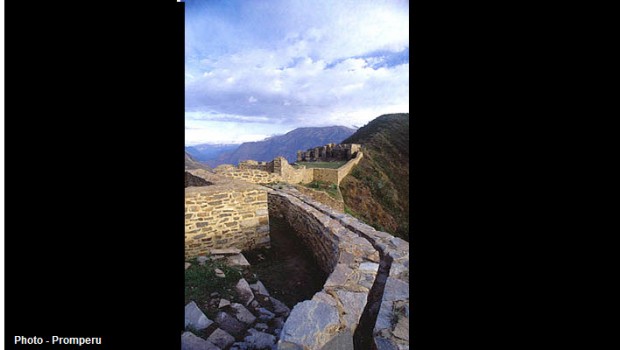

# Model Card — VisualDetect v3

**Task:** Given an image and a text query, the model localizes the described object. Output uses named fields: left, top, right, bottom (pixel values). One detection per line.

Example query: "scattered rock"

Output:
left=181, top=332, right=219, bottom=350
left=243, top=328, right=276, bottom=350
left=207, top=328, right=235, bottom=349
left=231, top=303, right=257, bottom=325
left=249, top=281, right=270, bottom=296
left=218, top=299, right=231, bottom=308
left=185, top=262, right=191, bottom=270
left=271, top=317, right=285, bottom=330
left=230, top=342, right=248, bottom=350
left=210, top=292, right=220, bottom=298
left=184, top=301, right=213, bottom=331
left=269, top=297, right=290, bottom=317
left=215, top=311, right=248, bottom=338
left=235, top=278, right=255, bottom=306
left=196, top=256, right=208, bottom=265
left=254, top=323, right=269, bottom=332
left=257, top=308, right=275, bottom=322
left=250, top=300, right=259, bottom=308
left=215, top=268, right=226, bottom=278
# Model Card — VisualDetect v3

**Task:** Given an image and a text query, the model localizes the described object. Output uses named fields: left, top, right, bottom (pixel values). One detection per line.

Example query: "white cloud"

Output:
left=185, top=0, right=409, bottom=144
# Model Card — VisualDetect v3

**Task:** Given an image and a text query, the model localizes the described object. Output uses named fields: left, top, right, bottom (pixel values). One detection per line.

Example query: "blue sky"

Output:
left=185, top=0, right=409, bottom=145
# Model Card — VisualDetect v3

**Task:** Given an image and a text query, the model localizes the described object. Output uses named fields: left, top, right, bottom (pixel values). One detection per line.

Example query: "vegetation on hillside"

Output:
left=340, top=113, right=410, bottom=241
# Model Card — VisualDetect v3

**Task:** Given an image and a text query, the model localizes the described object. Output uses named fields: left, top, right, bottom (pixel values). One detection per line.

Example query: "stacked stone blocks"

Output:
left=185, top=181, right=270, bottom=259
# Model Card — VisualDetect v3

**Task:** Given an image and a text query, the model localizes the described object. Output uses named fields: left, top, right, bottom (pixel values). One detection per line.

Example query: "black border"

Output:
left=4, top=2, right=185, bottom=348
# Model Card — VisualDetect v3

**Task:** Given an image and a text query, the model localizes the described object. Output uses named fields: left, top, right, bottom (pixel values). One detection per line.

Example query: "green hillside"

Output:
left=340, top=113, right=410, bottom=241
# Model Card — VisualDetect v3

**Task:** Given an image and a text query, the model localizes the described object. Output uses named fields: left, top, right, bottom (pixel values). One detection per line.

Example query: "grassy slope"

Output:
left=340, top=113, right=410, bottom=241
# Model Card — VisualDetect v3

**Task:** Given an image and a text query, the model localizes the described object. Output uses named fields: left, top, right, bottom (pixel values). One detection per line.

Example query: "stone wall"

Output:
left=214, top=164, right=282, bottom=184
left=273, top=157, right=314, bottom=184
left=336, top=151, right=363, bottom=184
left=238, top=160, right=269, bottom=171
left=297, top=143, right=362, bottom=162
left=185, top=178, right=270, bottom=259
left=271, top=188, right=409, bottom=350
left=269, top=191, right=381, bottom=349
left=211, top=152, right=362, bottom=187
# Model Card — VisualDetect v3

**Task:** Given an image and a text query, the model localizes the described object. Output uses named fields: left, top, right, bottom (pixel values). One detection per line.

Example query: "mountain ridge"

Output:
left=212, top=125, right=356, bottom=165
left=340, top=113, right=410, bottom=241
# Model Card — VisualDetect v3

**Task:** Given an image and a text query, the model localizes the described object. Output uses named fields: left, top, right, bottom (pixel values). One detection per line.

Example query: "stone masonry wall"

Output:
left=185, top=180, right=270, bottom=259
left=273, top=156, right=314, bottom=184
left=214, top=164, right=282, bottom=184
left=269, top=191, right=381, bottom=349
left=336, top=151, right=363, bottom=184
left=271, top=188, right=409, bottom=350
left=211, top=153, right=362, bottom=187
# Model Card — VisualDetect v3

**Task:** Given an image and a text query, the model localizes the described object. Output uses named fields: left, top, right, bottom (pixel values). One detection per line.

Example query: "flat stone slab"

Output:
left=226, top=253, right=251, bottom=267
left=280, top=300, right=340, bottom=349
left=383, top=277, right=409, bottom=302
left=181, top=332, right=219, bottom=350
left=207, top=328, right=235, bottom=349
left=210, top=248, right=242, bottom=255
left=185, top=301, right=213, bottom=331
left=335, top=290, right=368, bottom=332
left=359, top=262, right=380, bottom=273
left=231, top=303, right=257, bottom=325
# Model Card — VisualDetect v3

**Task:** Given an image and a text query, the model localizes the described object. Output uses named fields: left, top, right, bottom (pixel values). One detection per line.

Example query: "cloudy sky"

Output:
left=185, top=0, right=409, bottom=145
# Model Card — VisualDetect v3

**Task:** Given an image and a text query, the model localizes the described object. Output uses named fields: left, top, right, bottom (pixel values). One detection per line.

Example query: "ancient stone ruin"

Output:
left=185, top=169, right=409, bottom=349
left=297, top=143, right=361, bottom=162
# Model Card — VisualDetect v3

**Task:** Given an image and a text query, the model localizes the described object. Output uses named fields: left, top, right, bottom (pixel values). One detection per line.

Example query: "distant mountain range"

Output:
left=185, top=144, right=239, bottom=162
left=186, top=126, right=356, bottom=166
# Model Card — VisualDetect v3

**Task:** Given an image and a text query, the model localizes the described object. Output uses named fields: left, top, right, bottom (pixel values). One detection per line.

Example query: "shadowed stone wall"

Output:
left=268, top=191, right=382, bottom=349
left=269, top=188, right=409, bottom=350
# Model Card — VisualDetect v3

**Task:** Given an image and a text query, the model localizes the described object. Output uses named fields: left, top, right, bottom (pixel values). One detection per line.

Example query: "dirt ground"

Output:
left=244, top=215, right=327, bottom=308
